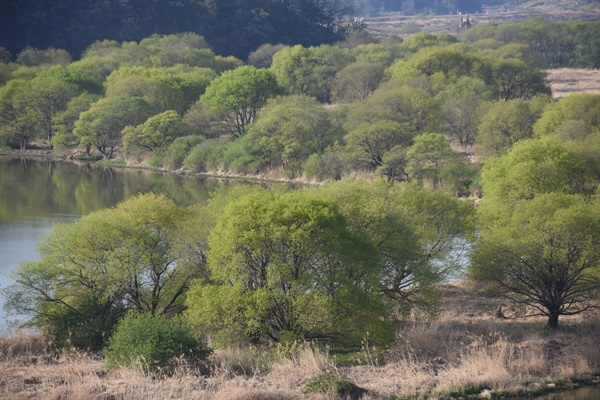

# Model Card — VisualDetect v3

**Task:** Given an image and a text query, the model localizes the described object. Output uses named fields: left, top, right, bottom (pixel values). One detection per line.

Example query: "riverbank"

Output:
left=0, top=148, right=322, bottom=186
left=2, top=282, right=599, bottom=400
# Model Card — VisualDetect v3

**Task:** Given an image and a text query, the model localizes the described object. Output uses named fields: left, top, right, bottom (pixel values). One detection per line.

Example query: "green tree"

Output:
left=246, top=95, right=343, bottom=176
left=73, top=96, right=153, bottom=158
left=406, top=43, right=491, bottom=84
left=471, top=193, right=600, bottom=329
left=320, top=180, right=442, bottom=313
left=533, top=93, right=600, bottom=140
left=26, top=68, right=81, bottom=148
left=491, top=58, right=551, bottom=101
left=406, top=132, right=456, bottom=189
left=51, top=92, right=100, bottom=149
left=270, top=44, right=352, bottom=103
left=0, top=79, right=38, bottom=149
left=3, top=193, right=208, bottom=349
left=123, top=110, right=193, bottom=155
left=435, top=77, right=493, bottom=150
left=476, top=96, right=549, bottom=159
left=104, top=65, right=216, bottom=114
left=331, top=61, right=384, bottom=103
left=200, top=66, right=282, bottom=137
left=574, top=23, right=600, bottom=69
left=478, top=137, right=599, bottom=224
left=16, top=46, right=72, bottom=67
left=344, top=119, right=408, bottom=169
left=185, top=190, right=392, bottom=347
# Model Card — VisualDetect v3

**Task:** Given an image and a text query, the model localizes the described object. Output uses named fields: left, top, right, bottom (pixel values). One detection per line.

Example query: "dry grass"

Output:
left=2, top=282, right=599, bottom=400
left=545, top=68, right=600, bottom=99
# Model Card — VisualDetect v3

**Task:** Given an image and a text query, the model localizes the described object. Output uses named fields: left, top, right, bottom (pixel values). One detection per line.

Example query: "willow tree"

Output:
left=4, top=193, right=208, bottom=349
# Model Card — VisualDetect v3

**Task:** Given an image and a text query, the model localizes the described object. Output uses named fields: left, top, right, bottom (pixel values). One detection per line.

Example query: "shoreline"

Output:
left=0, top=148, right=318, bottom=186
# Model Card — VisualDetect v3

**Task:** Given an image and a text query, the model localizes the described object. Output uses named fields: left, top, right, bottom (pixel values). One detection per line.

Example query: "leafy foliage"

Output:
left=201, top=66, right=282, bottom=137
left=4, top=193, right=208, bottom=349
left=104, top=312, right=211, bottom=372
left=185, top=189, right=394, bottom=347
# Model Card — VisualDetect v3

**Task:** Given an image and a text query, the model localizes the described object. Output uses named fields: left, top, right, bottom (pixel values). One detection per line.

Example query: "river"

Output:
left=0, top=157, right=249, bottom=334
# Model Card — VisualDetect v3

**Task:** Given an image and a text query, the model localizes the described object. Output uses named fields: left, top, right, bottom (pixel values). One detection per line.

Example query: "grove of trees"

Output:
left=2, top=16, right=600, bottom=367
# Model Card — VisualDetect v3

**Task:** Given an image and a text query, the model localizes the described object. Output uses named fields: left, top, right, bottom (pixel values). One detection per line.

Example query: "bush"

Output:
left=163, top=135, right=204, bottom=169
left=183, top=139, right=224, bottom=172
left=303, top=151, right=345, bottom=181
left=104, top=313, right=211, bottom=372
left=303, top=373, right=361, bottom=397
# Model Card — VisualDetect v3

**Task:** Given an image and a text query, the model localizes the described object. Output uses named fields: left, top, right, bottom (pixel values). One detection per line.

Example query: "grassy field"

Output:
left=545, top=68, right=600, bottom=99
left=2, top=282, right=599, bottom=400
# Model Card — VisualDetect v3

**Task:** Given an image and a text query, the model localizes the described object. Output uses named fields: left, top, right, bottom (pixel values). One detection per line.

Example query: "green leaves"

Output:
left=4, top=193, right=209, bottom=349
left=201, top=66, right=282, bottom=137
left=186, top=189, right=393, bottom=347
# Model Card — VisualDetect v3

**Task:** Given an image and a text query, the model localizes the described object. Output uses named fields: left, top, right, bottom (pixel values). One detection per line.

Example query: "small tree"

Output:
left=471, top=193, right=600, bottom=329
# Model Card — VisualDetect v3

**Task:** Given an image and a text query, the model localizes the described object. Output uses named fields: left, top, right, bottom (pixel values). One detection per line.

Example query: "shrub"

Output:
left=303, top=373, right=361, bottom=397
left=104, top=313, right=211, bottom=372
left=163, top=135, right=204, bottom=169
left=183, top=139, right=224, bottom=172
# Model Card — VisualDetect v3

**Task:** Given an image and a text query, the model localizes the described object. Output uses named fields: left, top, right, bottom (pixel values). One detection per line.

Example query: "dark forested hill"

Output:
left=0, top=0, right=349, bottom=60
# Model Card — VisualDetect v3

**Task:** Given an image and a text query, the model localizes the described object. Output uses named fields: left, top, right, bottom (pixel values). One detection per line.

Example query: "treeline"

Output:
left=5, top=182, right=475, bottom=353
left=0, top=0, right=349, bottom=61
left=3, top=20, right=599, bottom=196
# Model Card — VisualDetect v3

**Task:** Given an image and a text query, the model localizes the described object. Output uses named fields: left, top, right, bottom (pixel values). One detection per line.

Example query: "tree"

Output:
left=471, top=193, right=600, bottom=329
left=246, top=95, right=343, bottom=176
left=26, top=68, right=81, bottom=148
left=104, top=65, right=217, bottom=114
left=344, top=119, right=409, bottom=169
left=200, top=66, right=282, bottom=137
left=479, top=137, right=597, bottom=219
left=533, top=93, right=600, bottom=140
left=491, top=58, right=551, bottom=101
left=320, top=180, right=443, bottom=313
left=185, top=190, right=393, bottom=347
left=406, top=44, right=491, bottom=84
left=248, top=43, right=286, bottom=69
left=476, top=96, right=549, bottom=159
left=3, top=193, right=207, bottom=349
left=270, top=44, right=352, bottom=103
left=122, top=110, right=193, bottom=154
left=73, top=96, right=153, bottom=158
left=434, top=77, right=493, bottom=151
left=51, top=92, right=100, bottom=149
left=331, top=61, right=384, bottom=103
left=15, top=46, right=72, bottom=67
left=406, top=132, right=456, bottom=189
left=0, top=79, right=38, bottom=149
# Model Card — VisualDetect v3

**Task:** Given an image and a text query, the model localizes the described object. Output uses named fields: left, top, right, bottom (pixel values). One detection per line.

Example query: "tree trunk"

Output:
left=547, top=311, right=560, bottom=329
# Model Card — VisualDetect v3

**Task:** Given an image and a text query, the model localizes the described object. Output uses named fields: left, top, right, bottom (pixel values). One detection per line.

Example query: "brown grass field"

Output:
left=545, top=68, right=600, bottom=99
left=1, top=282, right=599, bottom=400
